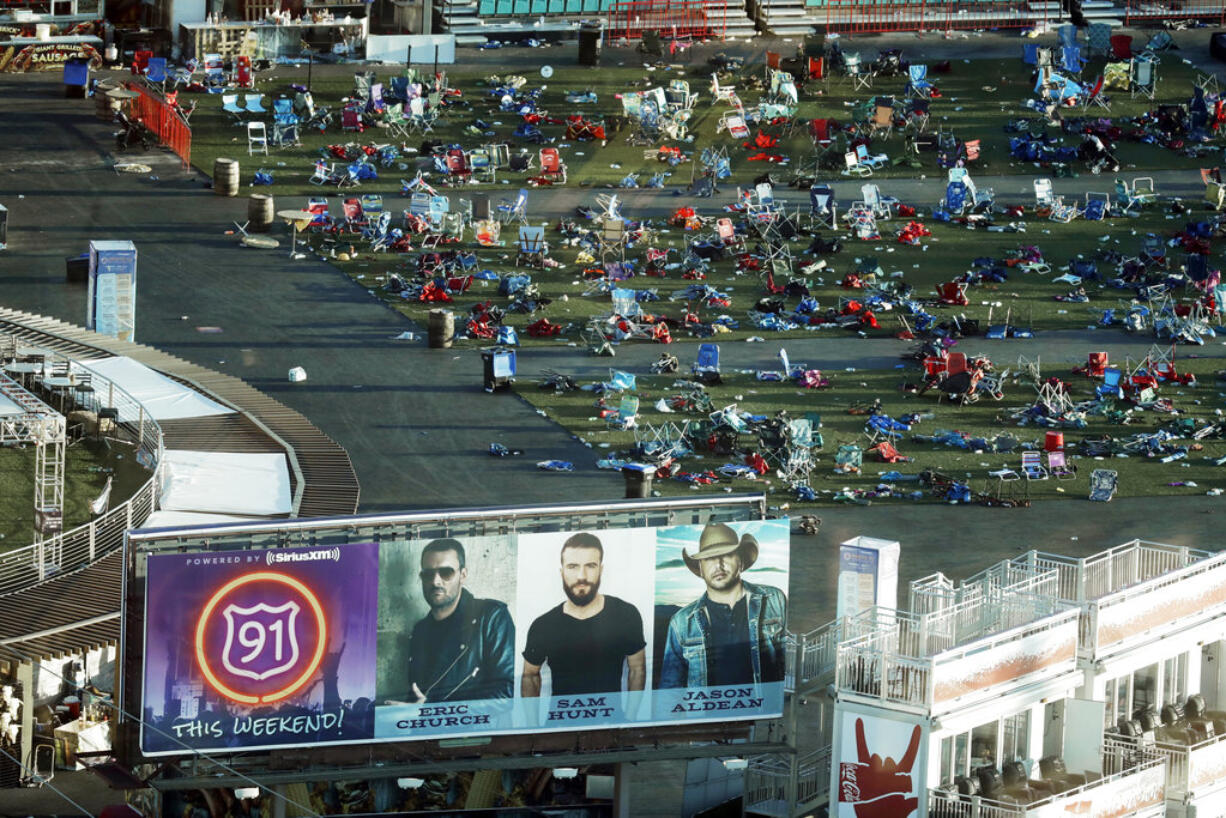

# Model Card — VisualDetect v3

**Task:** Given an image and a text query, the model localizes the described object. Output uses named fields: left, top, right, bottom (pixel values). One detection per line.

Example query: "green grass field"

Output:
left=0, top=439, right=153, bottom=550
left=513, top=353, right=1226, bottom=506
left=184, top=54, right=1216, bottom=201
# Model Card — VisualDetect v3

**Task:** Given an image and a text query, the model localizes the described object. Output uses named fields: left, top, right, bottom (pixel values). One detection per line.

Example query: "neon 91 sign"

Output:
left=193, top=571, right=328, bottom=705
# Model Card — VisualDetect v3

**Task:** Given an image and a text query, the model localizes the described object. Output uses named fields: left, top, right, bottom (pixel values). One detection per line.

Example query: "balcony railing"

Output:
left=929, top=739, right=1166, bottom=817
left=744, top=746, right=831, bottom=817
left=835, top=607, right=1079, bottom=711
left=1154, top=730, right=1226, bottom=800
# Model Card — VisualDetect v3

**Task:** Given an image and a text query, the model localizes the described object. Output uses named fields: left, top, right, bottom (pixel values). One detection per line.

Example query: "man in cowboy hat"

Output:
left=660, top=522, right=787, bottom=689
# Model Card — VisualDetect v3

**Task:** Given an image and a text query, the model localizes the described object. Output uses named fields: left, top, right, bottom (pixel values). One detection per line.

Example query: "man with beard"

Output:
left=521, top=532, right=646, bottom=698
left=388, top=538, right=515, bottom=704
left=660, top=522, right=787, bottom=689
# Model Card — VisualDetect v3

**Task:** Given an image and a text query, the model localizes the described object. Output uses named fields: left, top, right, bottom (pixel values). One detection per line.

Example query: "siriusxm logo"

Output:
left=265, top=547, right=341, bottom=566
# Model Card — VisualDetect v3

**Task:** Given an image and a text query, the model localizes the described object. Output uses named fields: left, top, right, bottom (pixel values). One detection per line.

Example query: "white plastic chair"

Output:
left=1034, top=178, right=1055, bottom=208
left=247, top=121, right=269, bottom=156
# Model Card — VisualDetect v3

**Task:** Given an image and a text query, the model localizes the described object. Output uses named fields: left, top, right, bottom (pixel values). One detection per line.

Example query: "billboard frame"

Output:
left=119, top=495, right=787, bottom=788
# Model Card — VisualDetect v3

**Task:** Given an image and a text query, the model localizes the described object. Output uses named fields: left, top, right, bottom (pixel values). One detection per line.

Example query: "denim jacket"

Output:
left=660, top=580, right=787, bottom=689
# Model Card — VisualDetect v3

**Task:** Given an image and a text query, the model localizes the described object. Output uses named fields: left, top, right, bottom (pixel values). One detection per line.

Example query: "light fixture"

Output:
left=722, top=758, right=749, bottom=771
left=397, top=777, right=425, bottom=790
left=552, top=767, right=580, bottom=779
left=234, top=787, right=260, bottom=800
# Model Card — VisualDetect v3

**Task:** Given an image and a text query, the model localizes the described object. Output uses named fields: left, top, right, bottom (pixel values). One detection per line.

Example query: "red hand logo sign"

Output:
left=838, top=718, right=921, bottom=818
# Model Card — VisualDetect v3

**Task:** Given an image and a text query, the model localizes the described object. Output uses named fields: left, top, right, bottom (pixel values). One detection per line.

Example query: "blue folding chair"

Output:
left=693, top=343, right=721, bottom=383
left=944, top=181, right=968, bottom=215
left=1097, top=368, right=1124, bottom=400
left=1060, top=45, right=1086, bottom=77
left=144, top=57, right=167, bottom=91
left=1058, top=24, right=1079, bottom=49
left=905, top=64, right=933, bottom=98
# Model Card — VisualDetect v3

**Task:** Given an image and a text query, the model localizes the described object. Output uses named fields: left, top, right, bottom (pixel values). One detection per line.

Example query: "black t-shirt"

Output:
left=407, top=608, right=465, bottom=700
left=704, top=596, right=754, bottom=687
left=522, top=596, right=645, bottom=697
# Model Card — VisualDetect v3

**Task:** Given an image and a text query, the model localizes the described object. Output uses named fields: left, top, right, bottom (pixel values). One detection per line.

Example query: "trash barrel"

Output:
left=248, top=193, right=275, bottom=233
left=428, top=308, right=455, bottom=349
left=66, top=253, right=89, bottom=283
left=622, top=463, right=654, bottom=498
left=1045, top=431, right=1064, bottom=452
left=93, top=80, right=116, bottom=119
left=213, top=157, right=240, bottom=197
left=481, top=346, right=516, bottom=392
left=578, top=20, right=603, bottom=66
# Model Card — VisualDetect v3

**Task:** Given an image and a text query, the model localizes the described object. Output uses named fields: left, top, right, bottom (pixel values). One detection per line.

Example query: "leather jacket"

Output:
left=660, top=580, right=787, bottom=689
left=407, top=588, right=515, bottom=702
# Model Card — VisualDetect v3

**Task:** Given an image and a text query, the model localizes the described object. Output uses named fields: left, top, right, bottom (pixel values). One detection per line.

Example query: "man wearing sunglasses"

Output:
left=397, top=538, right=515, bottom=704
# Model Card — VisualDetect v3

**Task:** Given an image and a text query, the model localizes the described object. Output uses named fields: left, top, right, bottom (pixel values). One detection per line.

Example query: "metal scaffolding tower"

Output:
left=0, top=372, right=66, bottom=572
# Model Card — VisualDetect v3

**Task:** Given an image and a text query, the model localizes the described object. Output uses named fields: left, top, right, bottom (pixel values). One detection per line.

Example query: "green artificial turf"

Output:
left=512, top=353, right=1226, bottom=506
left=0, top=438, right=152, bottom=551
left=184, top=54, right=1217, bottom=202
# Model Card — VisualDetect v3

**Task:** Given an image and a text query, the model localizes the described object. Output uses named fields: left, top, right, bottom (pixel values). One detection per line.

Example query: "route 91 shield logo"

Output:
left=194, top=571, right=327, bottom=705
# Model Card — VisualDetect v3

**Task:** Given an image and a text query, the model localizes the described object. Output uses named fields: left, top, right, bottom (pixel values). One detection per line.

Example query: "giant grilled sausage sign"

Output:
left=0, top=42, right=103, bottom=72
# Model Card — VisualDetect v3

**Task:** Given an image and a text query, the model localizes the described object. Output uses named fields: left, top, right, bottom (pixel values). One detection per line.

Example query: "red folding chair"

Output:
left=131, top=50, right=152, bottom=76
left=808, top=57, right=825, bottom=81
left=1109, top=34, right=1133, bottom=60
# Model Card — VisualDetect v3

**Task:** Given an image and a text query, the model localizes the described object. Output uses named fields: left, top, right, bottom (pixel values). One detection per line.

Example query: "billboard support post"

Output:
left=784, top=691, right=799, bottom=815
left=613, top=763, right=631, bottom=818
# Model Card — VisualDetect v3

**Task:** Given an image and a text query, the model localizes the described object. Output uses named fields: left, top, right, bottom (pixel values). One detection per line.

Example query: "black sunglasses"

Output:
left=420, top=567, right=457, bottom=581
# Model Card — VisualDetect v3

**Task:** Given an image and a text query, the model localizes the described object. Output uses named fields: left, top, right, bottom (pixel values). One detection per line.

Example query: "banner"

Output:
left=0, top=42, right=103, bottom=72
left=835, top=710, right=924, bottom=818
left=140, top=519, right=790, bottom=755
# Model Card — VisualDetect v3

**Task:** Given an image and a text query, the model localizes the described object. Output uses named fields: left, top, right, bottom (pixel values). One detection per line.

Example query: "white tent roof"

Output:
left=158, top=450, right=292, bottom=516
left=78, top=356, right=235, bottom=421
left=138, top=511, right=261, bottom=530
left=0, top=393, right=24, bottom=417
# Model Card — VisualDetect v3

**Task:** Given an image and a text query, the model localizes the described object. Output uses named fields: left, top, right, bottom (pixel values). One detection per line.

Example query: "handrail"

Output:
left=0, top=344, right=163, bottom=596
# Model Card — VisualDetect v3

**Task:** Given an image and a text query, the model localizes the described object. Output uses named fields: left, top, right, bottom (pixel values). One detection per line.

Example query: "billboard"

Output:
left=834, top=710, right=924, bottom=818
left=139, top=519, right=789, bottom=756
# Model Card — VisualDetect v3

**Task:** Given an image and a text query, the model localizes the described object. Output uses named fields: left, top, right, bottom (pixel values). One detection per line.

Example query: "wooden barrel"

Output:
left=247, top=193, right=275, bottom=233
left=213, top=158, right=240, bottom=197
left=94, top=82, right=117, bottom=120
left=428, top=309, right=454, bottom=349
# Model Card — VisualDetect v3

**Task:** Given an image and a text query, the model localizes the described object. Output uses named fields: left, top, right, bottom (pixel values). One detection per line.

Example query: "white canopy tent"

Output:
left=158, top=450, right=292, bottom=517
left=138, top=510, right=261, bottom=529
left=78, top=356, right=235, bottom=421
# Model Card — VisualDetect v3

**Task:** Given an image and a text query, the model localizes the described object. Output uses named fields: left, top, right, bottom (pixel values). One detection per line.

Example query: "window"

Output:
left=971, top=720, right=999, bottom=771
left=1002, top=711, right=1030, bottom=763
left=954, top=732, right=968, bottom=782
left=1116, top=674, right=1131, bottom=723
left=1134, top=663, right=1159, bottom=715
left=940, top=736, right=952, bottom=785
left=1104, top=678, right=1117, bottom=729
left=1163, top=654, right=1188, bottom=706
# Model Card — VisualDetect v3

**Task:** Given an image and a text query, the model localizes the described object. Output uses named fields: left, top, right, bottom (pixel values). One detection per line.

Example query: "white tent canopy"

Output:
left=158, top=450, right=292, bottom=516
left=138, top=511, right=261, bottom=530
left=0, top=393, right=24, bottom=417
left=78, top=356, right=235, bottom=421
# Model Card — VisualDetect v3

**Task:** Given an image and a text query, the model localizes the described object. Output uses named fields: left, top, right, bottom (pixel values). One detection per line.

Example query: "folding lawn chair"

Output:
left=1206, top=175, right=1226, bottom=212
left=944, top=181, right=969, bottom=215
left=203, top=53, right=225, bottom=88
left=1110, top=34, right=1133, bottom=61
left=718, top=111, right=750, bottom=139
left=843, top=151, right=872, bottom=178
left=608, top=395, right=640, bottom=430
left=905, top=64, right=934, bottom=98
left=600, top=219, right=627, bottom=262
left=809, top=184, right=837, bottom=229
left=498, top=189, right=528, bottom=224
left=239, top=92, right=266, bottom=117
left=1131, top=56, right=1157, bottom=100
left=221, top=93, right=246, bottom=123
left=1089, top=469, right=1118, bottom=501
left=515, top=225, right=546, bottom=268
left=1084, top=191, right=1111, bottom=220
left=710, top=73, right=740, bottom=107
left=1087, top=23, right=1113, bottom=57
left=1020, top=450, right=1048, bottom=480
left=868, top=102, right=894, bottom=140
left=844, top=52, right=873, bottom=90
left=538, top=148, right=567, bottom=184
left=1034, top=178, right=1055, bottom=209
left=855, top=143, right=888, bottom=170
left=1115, top=177, right=1157, bottom=213
left=1047, top=450, right=1076, bottom=480
left=1060, top=45, right=1086, bottom=78
left=858, top=183, right=893, bottom=219
left=144, top=57, right=167, bottom=91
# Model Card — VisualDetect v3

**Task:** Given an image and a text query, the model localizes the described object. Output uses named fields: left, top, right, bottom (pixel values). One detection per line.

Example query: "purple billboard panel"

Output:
left=140, top=543, right=379, bottom=755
